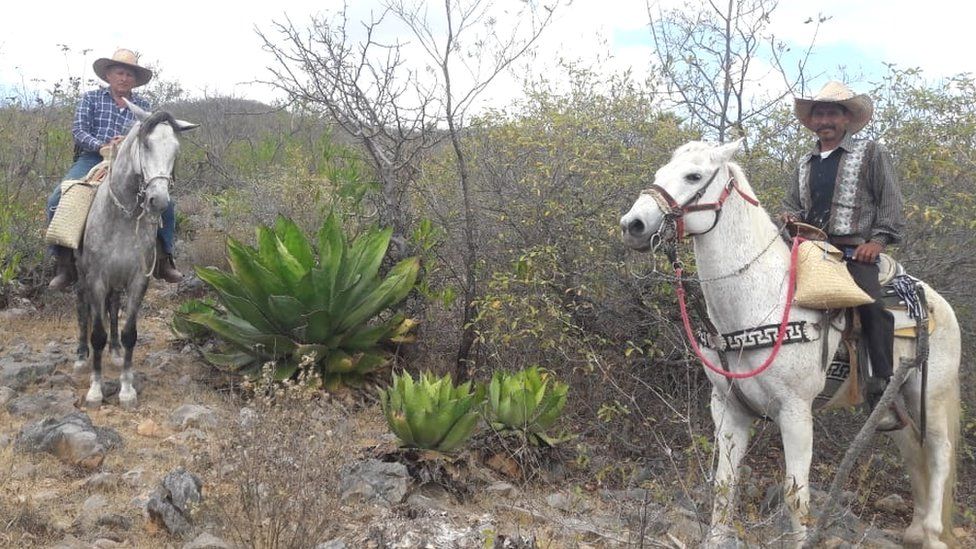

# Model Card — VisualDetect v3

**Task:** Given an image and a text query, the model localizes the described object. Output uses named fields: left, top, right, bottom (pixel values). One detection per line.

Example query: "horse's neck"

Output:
left=691, top=190, right=791, bottom=329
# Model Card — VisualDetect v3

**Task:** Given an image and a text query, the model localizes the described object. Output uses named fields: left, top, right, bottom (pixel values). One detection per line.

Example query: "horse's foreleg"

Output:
left=74, top=286, right=90, bottom=371
left=118, top=283, right=148, bottom=410
left=85, top=301, right=108, bottom=409
left=906, top=400, right=954, bottom=549
left=779, top=405, right=814, bottom=545
left=108, top=292, right=123, bottom=366
left=706, top=387, right=753, bottom=547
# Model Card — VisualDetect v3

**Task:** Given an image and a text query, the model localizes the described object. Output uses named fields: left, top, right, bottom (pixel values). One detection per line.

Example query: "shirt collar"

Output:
left=804, top=132, right=856, bottom=162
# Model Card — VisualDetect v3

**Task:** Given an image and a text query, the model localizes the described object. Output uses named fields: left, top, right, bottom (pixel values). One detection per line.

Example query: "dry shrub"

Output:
left=207, top=369, right=346, bottom=549
left=182, top=227, right=230, bottom=272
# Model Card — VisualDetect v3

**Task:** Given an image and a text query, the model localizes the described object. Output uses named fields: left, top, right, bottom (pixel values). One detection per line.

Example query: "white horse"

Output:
left=620, top=140, right=960, bottom=548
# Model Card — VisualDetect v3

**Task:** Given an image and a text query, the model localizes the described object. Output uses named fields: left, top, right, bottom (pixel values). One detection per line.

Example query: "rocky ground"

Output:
left=0, top=285, right=971, bottom=548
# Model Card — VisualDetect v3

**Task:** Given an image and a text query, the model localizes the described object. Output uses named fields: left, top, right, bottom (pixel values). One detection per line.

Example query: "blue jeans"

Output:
left=48, top=151, right=177, bottom=255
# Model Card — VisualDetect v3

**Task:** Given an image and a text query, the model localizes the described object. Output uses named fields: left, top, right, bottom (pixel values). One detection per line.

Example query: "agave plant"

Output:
left=380, top=371, right=485, bottom=453
left=171, top=298, right=216, bottom=341
left=183, top=214, right=419, bottom=387
left=487, top=367, right=568, bottom=445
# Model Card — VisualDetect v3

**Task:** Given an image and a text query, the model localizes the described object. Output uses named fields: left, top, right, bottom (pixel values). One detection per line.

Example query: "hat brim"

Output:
left=92, top=58, right=153, bottom=87
left=794, top=95, right=873, bottom=134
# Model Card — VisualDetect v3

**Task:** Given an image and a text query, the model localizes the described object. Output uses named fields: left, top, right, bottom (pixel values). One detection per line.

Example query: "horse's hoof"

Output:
left=84, top=398, right=101, bottom=410
left=73, top=360, right=88, bottom=372
left=119, top=396, right=138, bottom=411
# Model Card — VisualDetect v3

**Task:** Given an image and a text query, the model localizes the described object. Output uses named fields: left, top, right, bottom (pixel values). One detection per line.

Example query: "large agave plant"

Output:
left=487, top=367, right=568, bottom=445
left=380, top=371, right=485, bottom=453
left=184, top=214, right=419, bottom=387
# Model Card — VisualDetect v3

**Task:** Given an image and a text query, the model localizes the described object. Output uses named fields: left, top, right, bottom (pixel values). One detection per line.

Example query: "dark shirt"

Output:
left=805, top=150, right=842, bottom=230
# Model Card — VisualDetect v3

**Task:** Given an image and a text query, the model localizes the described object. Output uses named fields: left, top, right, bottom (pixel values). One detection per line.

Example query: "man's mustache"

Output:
left=816, top=125, right=836, bottom=132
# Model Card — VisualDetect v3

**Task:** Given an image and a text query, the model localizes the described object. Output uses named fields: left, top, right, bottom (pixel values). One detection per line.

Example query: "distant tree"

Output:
left=646, top=0, right=825, bottom=144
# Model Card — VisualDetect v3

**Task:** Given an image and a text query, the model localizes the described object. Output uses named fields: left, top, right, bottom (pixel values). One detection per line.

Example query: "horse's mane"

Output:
left=137, top=111, right=180, bottom=148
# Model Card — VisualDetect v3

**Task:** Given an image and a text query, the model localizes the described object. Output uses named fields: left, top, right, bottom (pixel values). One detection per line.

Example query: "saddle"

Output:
left=814, top=254, right=934, bottom=410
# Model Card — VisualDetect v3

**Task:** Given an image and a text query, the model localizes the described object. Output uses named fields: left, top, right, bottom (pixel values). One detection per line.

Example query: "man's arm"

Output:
left=779, top=165, right=805, bottom=222
left=71, top=92, right=102, bottom=153
left=867, top=142, right=905, bottom=247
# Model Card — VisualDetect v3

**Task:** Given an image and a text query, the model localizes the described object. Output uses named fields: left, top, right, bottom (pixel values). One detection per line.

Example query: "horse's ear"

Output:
left=173, top=119, right=200, bottom=132
left=712, top=138, right=744, bottom=163
left=123, top=97, right=151, bottom=121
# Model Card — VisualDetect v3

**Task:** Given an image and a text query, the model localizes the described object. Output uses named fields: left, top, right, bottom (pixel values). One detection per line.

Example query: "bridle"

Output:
left=640, top=164, right=760, bottom=240
left=106, top=135, right=175, bottom=219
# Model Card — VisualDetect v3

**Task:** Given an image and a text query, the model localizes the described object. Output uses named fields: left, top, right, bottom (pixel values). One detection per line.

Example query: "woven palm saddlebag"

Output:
left=45, top=161, right=110, bottom=249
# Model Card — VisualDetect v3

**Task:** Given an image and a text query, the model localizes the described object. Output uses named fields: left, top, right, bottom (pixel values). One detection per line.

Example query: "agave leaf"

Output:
left=275, top=215, right=315, bottom=272
left=338, top=316, right=401, bottom=350
left=436, top=412, right=480, bottom=453
left=186, top=312, right=295, bottom=359
left=337, top=257, right=419, bottom=332
left=274, top=362, right=299, bottom=381
left=332, top=227, right=392, bottom=311
left=316, top=213, right=345, bottom=303
left=195, top=266, right=248, bottom=300
left=202, top=350, right=256, bottom=372
left=294, top=343, right=331, bottom=364
left=265, top=295, right=307, bottom=334
left=303, top=309, right=334, bottom=343
left=217, top=293, right=277, bottom=334
left=273, top=234, right=307, bottom=290
left=324, top=349, right=355, bottom=373
left=226, top=239, right=287, bottom=303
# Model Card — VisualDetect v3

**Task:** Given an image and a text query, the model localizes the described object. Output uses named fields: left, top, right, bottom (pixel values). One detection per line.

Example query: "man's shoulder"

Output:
left=130, top=93, right=151, bottom=110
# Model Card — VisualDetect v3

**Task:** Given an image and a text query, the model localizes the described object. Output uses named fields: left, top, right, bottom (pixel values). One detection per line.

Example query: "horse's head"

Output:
left=122, top=99, right=198, bottom=216
left=620, top=139, right=743, bottom=250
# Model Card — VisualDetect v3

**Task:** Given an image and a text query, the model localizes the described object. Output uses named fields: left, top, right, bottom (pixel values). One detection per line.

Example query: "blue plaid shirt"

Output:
left=72, top=88, right=151, bottom=153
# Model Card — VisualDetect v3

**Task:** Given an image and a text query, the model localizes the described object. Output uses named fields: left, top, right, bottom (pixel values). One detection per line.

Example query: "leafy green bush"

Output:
left=185, top=214, right=420, bottom=388
left=380, top=370, right=485, bottom=453
left=487, top=366, right=568, bottom=445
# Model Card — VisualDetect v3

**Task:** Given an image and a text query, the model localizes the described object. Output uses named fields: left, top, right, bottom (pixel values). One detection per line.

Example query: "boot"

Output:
left=153, top=252, right=184, bottom=283
left=865, top=378, right=908, bottom=432
left=49, top=246, right=77, bottom=290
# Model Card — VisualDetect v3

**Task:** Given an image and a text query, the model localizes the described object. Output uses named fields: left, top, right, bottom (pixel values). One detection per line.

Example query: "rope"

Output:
left=675, top=236, right=803, bottom=379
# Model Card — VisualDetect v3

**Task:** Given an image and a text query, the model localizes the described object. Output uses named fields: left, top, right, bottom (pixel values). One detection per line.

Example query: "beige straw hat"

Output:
left=794, top=81, right=874, bottom=134
left=92, top=49, right=153, bottom=87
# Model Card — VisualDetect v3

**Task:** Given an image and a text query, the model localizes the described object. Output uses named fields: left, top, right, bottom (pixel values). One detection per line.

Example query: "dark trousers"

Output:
left=846, top=259, right=895, bottom=379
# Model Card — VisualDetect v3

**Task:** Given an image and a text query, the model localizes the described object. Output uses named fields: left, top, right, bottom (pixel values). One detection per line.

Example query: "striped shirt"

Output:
left=72, top=88, right=151, bottom=153
left=783, top=133, right=905, bottom=247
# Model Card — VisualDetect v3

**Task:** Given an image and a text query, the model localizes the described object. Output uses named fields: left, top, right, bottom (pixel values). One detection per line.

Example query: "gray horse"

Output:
left=75, top=100, right=197, bottom=409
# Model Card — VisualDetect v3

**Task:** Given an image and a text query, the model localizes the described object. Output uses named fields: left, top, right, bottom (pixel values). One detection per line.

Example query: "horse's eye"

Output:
left=686, top=173, right=702, bottom=182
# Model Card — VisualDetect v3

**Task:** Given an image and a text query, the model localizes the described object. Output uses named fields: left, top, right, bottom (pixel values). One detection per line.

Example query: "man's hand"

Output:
left=777, top=212, right=800, bottom=225
left=853, top=241, right=884, bottom=263
left=105, top=136, right=124, bottom=147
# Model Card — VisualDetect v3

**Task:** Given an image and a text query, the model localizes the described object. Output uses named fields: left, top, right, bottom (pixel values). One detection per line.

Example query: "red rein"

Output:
left=675, top=236, right=804, bottom=379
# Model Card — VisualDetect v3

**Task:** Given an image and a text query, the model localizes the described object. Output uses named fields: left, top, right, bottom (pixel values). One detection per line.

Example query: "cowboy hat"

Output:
left=92, top=49, right=153, bottom=87
left=794, top=81, right=873, bottom=134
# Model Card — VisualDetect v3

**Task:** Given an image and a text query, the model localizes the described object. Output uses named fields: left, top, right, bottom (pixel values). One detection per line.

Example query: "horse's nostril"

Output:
left=628, top=218, right=645, bottom=235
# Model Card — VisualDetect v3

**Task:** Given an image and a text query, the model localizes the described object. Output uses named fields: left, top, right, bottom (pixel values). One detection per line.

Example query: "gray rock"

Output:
left=6, top=389, right=76, bottom=417
left=0, top=385, right=14, bottom=406
left=486, top=481, right=519, bottom=498
left=147, top=467, right=203, bottom=536
left=0, top=434, right=10, bottom=449
left=122, top=468, right=144, bottom=488
left=183, top=532, right=231, bottom=549
left=75, top=493, right=108, bottom=530
left=5, top=341, right=32, bottom=360
left=315, top=540, right=347, bottom=549
left=168, top=404, right=219, bottom=431
left=339, top=459, right=409, bottom=505
left=95, top=513, right=132, bottom=530
left=0, top=357, right=57, bottom=390
left=50, top=535, right=91, bottom=549
left=17, top=412, right=117, bottom=469
left=85, top=472, right=118, bottom=491
left=874, top=493, right=909, bottom=514
left=546, top=492, right=574, bottom=512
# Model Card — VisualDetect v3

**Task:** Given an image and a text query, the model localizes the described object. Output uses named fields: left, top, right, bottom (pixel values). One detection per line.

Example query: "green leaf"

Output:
left=275, top=215, right=315, bottom=272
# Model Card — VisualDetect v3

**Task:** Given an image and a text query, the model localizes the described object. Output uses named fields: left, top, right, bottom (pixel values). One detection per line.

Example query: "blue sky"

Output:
left=1, top=1, right=972, bottom=108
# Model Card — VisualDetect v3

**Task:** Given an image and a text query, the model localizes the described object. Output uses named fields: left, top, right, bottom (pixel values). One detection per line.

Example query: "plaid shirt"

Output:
left=72, top=88, right=151, bottom=153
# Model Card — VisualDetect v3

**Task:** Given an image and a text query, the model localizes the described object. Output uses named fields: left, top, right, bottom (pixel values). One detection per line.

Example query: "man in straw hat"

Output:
left=782, top=81, right=906, bottom=430
left=46, top=48, right=183, bottom=290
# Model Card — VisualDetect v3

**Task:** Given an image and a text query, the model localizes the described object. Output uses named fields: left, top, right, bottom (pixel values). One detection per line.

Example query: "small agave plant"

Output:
left=183, top=214, right=419, bottom=388
left=380, top=371, right=485, bottom=453
left=487, top=366, right=568, bottom=445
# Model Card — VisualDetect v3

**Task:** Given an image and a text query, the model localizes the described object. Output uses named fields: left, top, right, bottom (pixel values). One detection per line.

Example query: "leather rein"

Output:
left=644, top=164, right=802, bottom=380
